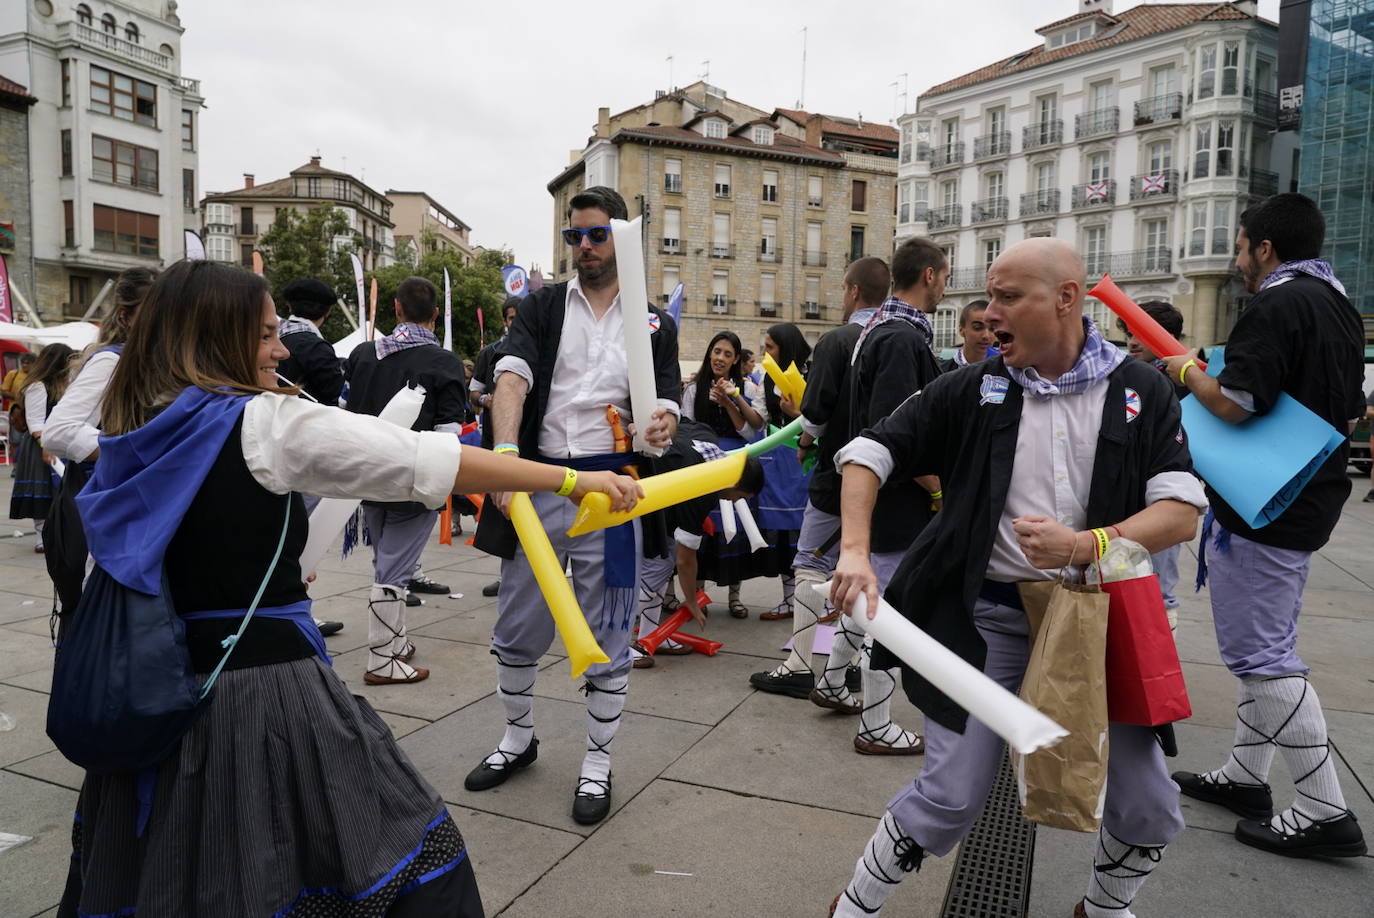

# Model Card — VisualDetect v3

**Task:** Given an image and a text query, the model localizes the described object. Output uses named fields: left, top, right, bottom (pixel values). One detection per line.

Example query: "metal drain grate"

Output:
left=939, top=752, right=1036, bottom=917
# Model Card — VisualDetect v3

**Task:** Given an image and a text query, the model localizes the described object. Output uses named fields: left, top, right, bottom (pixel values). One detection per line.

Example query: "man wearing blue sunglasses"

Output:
left=468, top=186, right=681, bottom=825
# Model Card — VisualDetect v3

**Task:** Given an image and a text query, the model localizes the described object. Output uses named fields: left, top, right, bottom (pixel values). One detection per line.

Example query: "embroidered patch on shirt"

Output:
left=979, top=375, right=1009, bottom=406
left=648, top=313, right=661, bottom=332
left=1124, top=387, right=1141, bottom=423
left=1176, top=426, right=1185, bottom=444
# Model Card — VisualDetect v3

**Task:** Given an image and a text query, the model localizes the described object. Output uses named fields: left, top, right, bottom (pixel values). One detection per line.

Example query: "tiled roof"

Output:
left=0, top=74, right=37, bottom=105
left=923, top=2, right=1261, bottom=98
left=769, top=107, right=898, bottom=145
left=607, top=124, right=845, bottom=165
left=203, top=176, right=295, bottom=201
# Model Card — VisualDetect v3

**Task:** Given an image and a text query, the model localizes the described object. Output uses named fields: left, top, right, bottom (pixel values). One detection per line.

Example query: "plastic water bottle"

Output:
left=1092, top=537, right=1153, bottom=583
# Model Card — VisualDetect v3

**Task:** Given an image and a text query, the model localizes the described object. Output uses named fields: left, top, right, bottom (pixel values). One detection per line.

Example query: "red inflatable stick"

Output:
left=1089, top=275, right=1206, bottom=370
left=638, top=608, right=691, bottom=655
left=669, top=632, right=724, bottom=656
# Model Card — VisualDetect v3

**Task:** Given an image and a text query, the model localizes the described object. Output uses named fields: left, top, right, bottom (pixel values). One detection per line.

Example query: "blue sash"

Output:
left=182, top=600, right=330, bottom=664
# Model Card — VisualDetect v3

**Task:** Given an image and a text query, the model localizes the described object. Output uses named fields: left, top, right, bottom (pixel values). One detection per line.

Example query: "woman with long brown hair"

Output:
left=57, top=260, right=640, bottom=917
left=7, top=342, right=75, bottom=552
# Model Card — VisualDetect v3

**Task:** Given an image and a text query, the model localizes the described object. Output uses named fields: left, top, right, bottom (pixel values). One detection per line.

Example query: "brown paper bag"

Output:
left=1012, top=580, right=1110, bottom=832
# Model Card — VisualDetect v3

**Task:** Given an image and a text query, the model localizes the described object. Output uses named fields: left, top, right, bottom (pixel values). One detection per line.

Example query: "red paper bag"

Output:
left=1102, top=574, right=1191, bottom=726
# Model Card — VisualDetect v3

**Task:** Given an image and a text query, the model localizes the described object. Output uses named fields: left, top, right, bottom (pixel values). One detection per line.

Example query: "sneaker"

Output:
left=314, top=618, right=344, bottom=637
left=1172, top=771, right=1274, bottom=820
left=1235, top=810, right=1366, bottom=858
left=482, top=579, right=501, bottom=597
left=749, top=668, right=814, bottom=699
left=407, top=574, right=450, bottom=595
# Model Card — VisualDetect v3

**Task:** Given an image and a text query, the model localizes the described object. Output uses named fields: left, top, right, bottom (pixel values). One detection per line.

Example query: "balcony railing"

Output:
left=1253, top=91, right=1278, bottom=123
left=757, top=301, right=779, bottom=318
left=1249, top=169, right=1279, bottom=197
left=1075, top=107, right=1119, bottom=139
left=928, top=203, right=963, bottom=230
left=970, top=197, right=1008, bottom=224
left=757, top=247, right=782, bottom=263
left=176, top=76, right=201, bottom=95
left=1019, top=189, right=1061, bottom=217
left=1128, top=169, right=1179, bottom=202
left=239, top=223, right=259, bottom=235
left=1071, top=179, right=1117, bottom=210
left=710, top=295, right=731, bottom=315
left=931, top=142, right=965, bottom=169
left=70, top=22, right=172, bottom=72
left=803, top=302, right=822, bottom=320
left=1134, top=93, right=1182, bottom=125
left=661, top=239, right=682, bottom=254
left=1108, top=248, right=1173, bottom=277
left=710, top=243, right=733, bottom=259
left=1023, top=120, right=1063, bottom=150
left=803, top=251, right=827, bottom=267
left=973, top=132, right=1012, bottom=160
left=947, top=267, right=986, bottom=291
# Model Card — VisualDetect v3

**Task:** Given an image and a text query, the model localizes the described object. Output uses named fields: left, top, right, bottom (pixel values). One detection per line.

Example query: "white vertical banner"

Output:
left=349, top=252, right=365, bottom=331
left=442, top=267, right=453, bottom=352
left=610, top=217, right=663, bottom=456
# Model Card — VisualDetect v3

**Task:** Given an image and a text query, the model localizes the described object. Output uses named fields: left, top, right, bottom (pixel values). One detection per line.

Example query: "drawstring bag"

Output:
left=47, top=498, right=291, bottom=774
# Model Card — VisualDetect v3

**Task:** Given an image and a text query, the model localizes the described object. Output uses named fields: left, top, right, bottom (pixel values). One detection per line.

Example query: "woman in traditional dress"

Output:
left=8, top=342, right=75, bottom=553
left=57, top=260, right=640, bottom=918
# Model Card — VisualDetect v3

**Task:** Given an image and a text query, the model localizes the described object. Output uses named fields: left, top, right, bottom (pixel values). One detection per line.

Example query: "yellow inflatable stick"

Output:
left=566, top=451, right=747, bottom=538
left=761, top=353, right=806, bottom=407
left=508, top=492, right=610, bottom=678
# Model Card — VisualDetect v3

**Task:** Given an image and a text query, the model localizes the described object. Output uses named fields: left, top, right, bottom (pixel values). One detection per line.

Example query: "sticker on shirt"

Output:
left=648, top=313, right=661, bottom=332
left=1124, top=387, right=1141, bottom=423
left=979, top=375, right=1009, bottom=406
left=1176, top=426, right=1185, bottom=444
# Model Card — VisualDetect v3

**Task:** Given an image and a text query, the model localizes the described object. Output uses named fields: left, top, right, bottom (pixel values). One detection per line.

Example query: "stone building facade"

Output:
left=0, top=75, right=37, bottom=313
left=387, top=190, right=474, bottom=265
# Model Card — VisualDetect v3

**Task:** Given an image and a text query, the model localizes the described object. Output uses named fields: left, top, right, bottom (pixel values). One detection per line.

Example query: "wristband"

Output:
left=929, top=490, right=943, bottom=500
left=555, top=466, right=578, bottom=497
left=1178, top=359, right=1197, bottom=387
left=494, top=442, right=519, bottom=454
left=1091, top=527, right=1110, bottom=559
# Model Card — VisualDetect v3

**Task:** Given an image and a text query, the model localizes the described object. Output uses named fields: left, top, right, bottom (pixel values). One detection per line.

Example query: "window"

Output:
left=985, top=171, right=1004, bottom=199
left=241, top=244, right=254, bottom=268
left=1189, top=202, right=1207, bottom=255
left=1035, top=161, right=1055, bottom=192
left=70, top=276, right=90, bottom=310
left=662, top=208, right=681, bottom=252
left=1088, top=151, right=1110, bottom=182
left=852, top=180, right=867, bottom=212
left=1036, top=94, right=1057, bottom=124
left=206, top=202, right=231, bottom=226
left=182, top=169, right=195, bottom=210
left=761, top=217, right=778, bottom=259
left=240, top=206, right=253, bottom=234
left=705, top=119, right=726, bottom=139
left=661, top=265, right=680, bottom=301
left=665, top=158, right=682, bottom=193
left=1148, top=140, right=1172, bottom=173
left=334, top=178, right=348, bottom=199
left=942, top=118, right=959, bottom=152
left=92, top=204, right=159, bottom=256
left=60, top=129, right=72, bottom=176
left=1144, top=218, right=1169, bottom=269
left=1215, top=120, right=1235, bottom=176
left=100, top=12, right=115, bottom=34
left=898, top=183, right=911, bottom=223
left=934, top=306, right=958, bottom=349
left=1149, top=64, right=1177, bottom=99
left=807, top=175, right=823, bottom=206
left=714, top=164, right=731, bottom=198
left=307, top=177, right=321, bottom=197
left=983, top=238, right=1002, bottom=270
left=92, top=135, right=158, bottom=191
left=941, top=180, right=958, bottom=206
left=760, top=273, right=776, bottom=308
left=1222, top=41, right=1240, bottom=95
left=753, top=125, right=773, bottom=145
left=181, top=109, right=194, bottom=151
left=901, top=122, right=913, bottom=163
left=63, top=200, right=74, bottom=247
left=1212, top=200, right=1231, bottom=255
left=762, top=169, right=778, bottom=203
left=805, top=222, right=822, bottom=264
left=711, top=271, right=729, bottom=313
left=61, top=59, right=71, bottom=106
left=1193, top=123, right=1211, bottom=179
left=1084, top=226, right=1107, bottom=275
left=712, top=213, right=730, bottom=257
left=1198, top=44, right=1217, bottom=100
left=804, top=275, right=820, bottom=308
left=207, top=235, right=233, bottom=262
left=76, top=4, right=91, bottom=25
left=1089, top=80, right=1112, bottom=112
left=987, top=106, right=1005, bottom=136
left=125, top=22, right=139, bottom=44
left=89, top=65, right=157, bottom=127
left=850, top=226, right=865, bottom=263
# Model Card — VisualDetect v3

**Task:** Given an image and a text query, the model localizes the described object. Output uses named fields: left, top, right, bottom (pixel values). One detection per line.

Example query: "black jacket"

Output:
left=864, top=357, right=1193, bottom=733
left=473, top=282, right=680, bottom=559
left=279, top=328, right=345, bottom=406
left=800, top=321, right=862, bottom=515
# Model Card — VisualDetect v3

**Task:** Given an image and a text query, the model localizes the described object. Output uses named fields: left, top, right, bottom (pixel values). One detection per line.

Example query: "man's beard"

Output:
left=576, top=252, right=618, bottom=290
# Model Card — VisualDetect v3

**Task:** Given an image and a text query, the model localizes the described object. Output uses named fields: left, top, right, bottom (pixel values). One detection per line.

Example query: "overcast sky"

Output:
left=181, top=0, right=1280, bottom=272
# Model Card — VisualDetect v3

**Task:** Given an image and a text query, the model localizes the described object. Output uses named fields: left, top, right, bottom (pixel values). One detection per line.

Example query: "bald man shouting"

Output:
left=826, top=239, right=1206, bottom=918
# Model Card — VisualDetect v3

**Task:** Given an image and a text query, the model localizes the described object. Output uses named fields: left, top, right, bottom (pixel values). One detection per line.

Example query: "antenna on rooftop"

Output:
left=700, top=59, right=710, bottom=81
left=667, top=54, right=674, bottom=90
left=896, top=72, right=909, bottom=118
left=798, top=26, right=808, bottom=108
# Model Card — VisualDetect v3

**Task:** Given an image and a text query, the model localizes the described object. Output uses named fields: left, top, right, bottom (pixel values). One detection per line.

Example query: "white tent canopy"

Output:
left=0, top=321, right=99, bottom=350
left=332, top=328, right=365, bottom=359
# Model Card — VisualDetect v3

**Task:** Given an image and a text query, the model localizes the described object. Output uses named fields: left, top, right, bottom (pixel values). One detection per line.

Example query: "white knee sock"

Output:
left=1210, top=678, right=1277, bottom=787
left=1083, top=827, right=1166, bottom=918
left=367, top=584, right=419, bottom=680
left=818, top=611, right=865, bottom=693
left=1254, top=675, right=1348, bottom=831
left=857, top=646, right=920, bottom=749
left=483, top=657, right=537, bottom=767
left=636, top=572, right=683, bottom=651
left=835, top=811, right=924, bottom=916
left=579, top=672, right=629, bottom=798
left=773, top=569, right=827, bottom=676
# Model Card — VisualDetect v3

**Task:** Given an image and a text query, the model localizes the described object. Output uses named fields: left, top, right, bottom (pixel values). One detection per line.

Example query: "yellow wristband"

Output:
left=555, top=466, right=578, bottom=497
left=1091, top=527, right=1110, bottom=559
left=494, top=442, right=519, bottom=454
left=929, top=490, right=943, bottom=500
left=1178, top=359, right=1197, bottom=387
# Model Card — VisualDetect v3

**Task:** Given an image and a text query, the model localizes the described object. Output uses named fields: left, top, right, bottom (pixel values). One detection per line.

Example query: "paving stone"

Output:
left=0, top=628, right=53, bottom=681
left=0, top=772, right=76, bottom=917
left=6, top=749, right=83, bottom=792
left=0, top=685, right=53, bottom=768
left=330, top=635, right=503, bottom=722
left=446, top=806, right=582, bottom=916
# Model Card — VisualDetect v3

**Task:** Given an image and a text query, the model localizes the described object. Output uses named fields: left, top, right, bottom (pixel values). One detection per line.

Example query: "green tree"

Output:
left=365, top=247, right=511, bottom=359
left=256, top=205, right=360, bottom=341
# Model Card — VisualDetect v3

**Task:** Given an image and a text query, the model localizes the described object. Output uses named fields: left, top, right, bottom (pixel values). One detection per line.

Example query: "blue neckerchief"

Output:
left=1259, top=259, right=1346, bottom=297
left=1005, top=317, right=1124, bottom=399
left=77, top=388, right=251, bottom=595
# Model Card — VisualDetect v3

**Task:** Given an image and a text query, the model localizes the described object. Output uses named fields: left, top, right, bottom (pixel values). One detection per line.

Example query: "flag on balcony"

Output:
left=1084, top=182, right=1110, bottom=203
left=0, top=253, right=10, bottom=323
left=1140, top=173, right=1168, bottom=194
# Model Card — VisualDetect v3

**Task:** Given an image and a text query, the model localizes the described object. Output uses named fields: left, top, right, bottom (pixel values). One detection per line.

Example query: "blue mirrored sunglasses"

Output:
left=561, top=225, right=612, bottom=246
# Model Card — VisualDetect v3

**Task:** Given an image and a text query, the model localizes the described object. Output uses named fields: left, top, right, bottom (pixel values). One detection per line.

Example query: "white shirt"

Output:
left=240, top=394, right=459, bottom=509
left=23, top=383, right=49, bottom=437
left=494, top=277, right=678, bottom=458
left=42, top=350, right=119, bottom=461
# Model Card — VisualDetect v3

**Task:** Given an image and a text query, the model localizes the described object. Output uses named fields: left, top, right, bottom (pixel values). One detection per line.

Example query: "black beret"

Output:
left=282, top=278, right=336, bottom=307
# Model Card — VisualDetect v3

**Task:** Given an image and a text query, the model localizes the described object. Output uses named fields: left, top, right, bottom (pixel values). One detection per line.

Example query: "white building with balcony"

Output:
left=0, top=0, right=204, bottom=320
left=896, top=0, right=1296, bottom=349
